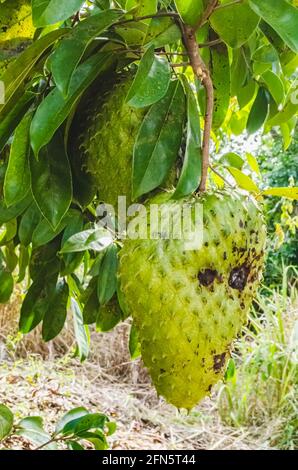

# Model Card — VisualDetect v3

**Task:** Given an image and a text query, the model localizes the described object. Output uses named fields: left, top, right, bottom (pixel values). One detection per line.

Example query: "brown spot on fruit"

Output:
left=213, top=352, right=226, bottom=373
left=198, top=269, right=218, bottom=286
left=229, top=264, right=250, bottom=291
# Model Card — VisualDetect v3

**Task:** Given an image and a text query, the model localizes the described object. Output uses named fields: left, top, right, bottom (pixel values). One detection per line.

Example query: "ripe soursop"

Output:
left=119, top=190, right=266, bottom=409
left=69, top=73, right=177, bottom=207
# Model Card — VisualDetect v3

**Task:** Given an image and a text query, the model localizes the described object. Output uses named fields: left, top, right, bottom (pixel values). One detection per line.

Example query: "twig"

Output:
left=116, top=11, right=179, bottom=26
left=170, top=62, right=191, bottom=68
left=195, top=0, right=219, bottom=30
left=182, top=24, right=214, bottom=193
left=210, top=166, right=234, bottom=187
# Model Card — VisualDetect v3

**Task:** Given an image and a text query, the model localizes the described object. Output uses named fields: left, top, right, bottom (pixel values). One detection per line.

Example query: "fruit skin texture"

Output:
left=70, top=74, right=177, bottom=207
left=70, top=75, right=146, bottom=207
left=119, top=190, right=267, bottom=409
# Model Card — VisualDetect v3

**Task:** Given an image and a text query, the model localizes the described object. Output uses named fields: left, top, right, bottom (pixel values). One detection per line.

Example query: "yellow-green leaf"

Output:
left=228, top=167, right=259, bottom=192
left=262, top=187, right=298, bottom=200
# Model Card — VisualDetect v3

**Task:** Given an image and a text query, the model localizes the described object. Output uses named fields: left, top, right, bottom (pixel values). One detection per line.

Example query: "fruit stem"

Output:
left=182, top=24, right=214, bottom=193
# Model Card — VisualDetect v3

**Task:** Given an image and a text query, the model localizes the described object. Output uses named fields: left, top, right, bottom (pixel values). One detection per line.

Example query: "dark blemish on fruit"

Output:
left=160, top=369, right=166, bottom=374
left=213, top=352, right=226, bottom=373
left=201, top=358, right=205, bottom=366
left=239, top=220, right=244, bottom=228
left=208, top=384, right=212, bottom=392
left=198, top=269, right=223, bottom=288
left=229, top=264, right=250, bottom=291
left=204, top=242, right=209, bottom=247
left=223, top=252, right=227, bottom=260
left=198, top=269, right=218, bottom=286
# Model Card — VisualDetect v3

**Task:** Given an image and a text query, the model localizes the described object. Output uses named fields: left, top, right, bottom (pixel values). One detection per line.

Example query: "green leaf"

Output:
left=18, top=203, right=41, bottom=247
left=262, top=187, right=298, bottom=200
left=219, top=152, right=244, bottom=170
left=51, top=10, right=122, bottom=96
left=16, top=416, right=57, bottom=449
left=0, top=404, right=13, bottom=440
left=175, top=0, right=204, bottom=27
left=246, top=152, right=261, bottom=176
left=129, top=323, right=141, bottom=360
left=29, top=240, right=60, bottom=282
left=61, top=413, right=108, bottom=436
left=97, top=245, right=118, bottom=305
left=18, top=245, right=30, bottom=283
left=126, top=45, right=171, bottom=108
left=71, top=298, right=90, bottom=362
left=228, top=167, right=259, bottom=192
left=0, top=192, right=32, bottom=225
left=32, top=0, right=85, bottom=27
left=144, top=17, right=181, bottom=48
left=31, top=210, right=78, bottom=249
left=96, top=298, right=122, bottom=332
left=42, top=280, right=69, bottom=342
left=19, top=278, right=56, bottom=334
left=0, top=90, right=34, bottom=152
left=55, top=407, right=88, bottom=435
left=210, top=1, right=259, bottom=48
left=60, top=227, right=114, bottom=253
left=261, top=70, right=285, bottom=106
left=230, top=49, right=248, bottom=98
left=0, top=29, right=69, bottom=120
left=173, top=78, right=201, bottom=198
left=30, top=52, right=114, bottom=156
left=249, top=0, right=298, bottom=53
left=133, top=79, right=185, bottom=199
left=126, top=0, right=157, bottom=21
left=61, top=212, right=84, bottom=276
left=83, top=287, right=99, bottom=325
left=4, top=112, right=32, bottom=207
left=30, top=130, right=72, bottom=229
left=68, top=440, right=85, bottom=450
left=211, top=43, right=230, bottom=129
left=0, top=269, right=14, bottom=303
left=246, top=87, right=269, bottom=134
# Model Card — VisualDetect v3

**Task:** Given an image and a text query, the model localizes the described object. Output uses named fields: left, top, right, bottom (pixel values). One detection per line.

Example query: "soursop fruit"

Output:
left=119, top=190, right=266, bottom=409
left=69, top=73, right=177, bottom=208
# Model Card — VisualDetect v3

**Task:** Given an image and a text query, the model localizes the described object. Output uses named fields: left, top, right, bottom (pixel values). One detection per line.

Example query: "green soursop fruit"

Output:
left=119, top=190, right=266, bottom=409
left=69, top=73, right=177, bottom=208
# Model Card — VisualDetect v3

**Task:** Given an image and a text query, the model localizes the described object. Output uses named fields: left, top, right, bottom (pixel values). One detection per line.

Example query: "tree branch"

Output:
left=182, top=24, right=214, bottom=193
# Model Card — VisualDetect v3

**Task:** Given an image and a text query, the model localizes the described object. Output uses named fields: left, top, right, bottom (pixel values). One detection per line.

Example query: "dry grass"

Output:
left=0, top=290, right=296, bottom=450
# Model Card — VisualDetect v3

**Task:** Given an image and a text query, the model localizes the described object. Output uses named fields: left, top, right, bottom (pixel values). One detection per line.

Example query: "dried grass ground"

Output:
left=0, top=320, right=277, bottom=450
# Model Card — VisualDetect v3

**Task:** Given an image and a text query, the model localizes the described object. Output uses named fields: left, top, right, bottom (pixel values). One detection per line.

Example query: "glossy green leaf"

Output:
left=19, top=278, right=56, bottom=333
left=262, top=187, right=298, bottom=200
left=265, top=99, right=298, bottom=128
left=173, top=78, right=201, bottom=198
left=32, top=0, right=85, bottom=27
left=0, top=192, right=32, bottom=225
left=0, top=269, right=13, bottom=303
left=129, top=323, right=141, bottom=360
left=211, top=43, right=230, bottom=129
left=29, top=240, right=60, bottom=282
left=97, top=245, right=118, bottom=305
left=61, top=212, right=84, bottom=275
left=0, top=404, right=13, bottom=440
left=261, top=70, right=285, bottom=105
left=210, top=1, right=259, bottom=48
left=83, top=287, right=99, bottom=325
left=0, top=91, right=34, bottom=152
left=144, top=17, right=181, bottom=48
left=18, top=203, right=42, bottom=247
left=246, top=87, right=269, bottom=134
left=230, top=49, right=248, bottom=98
left=96, top=299, right=122, bottom=333
left=126, top=0, right=157, bottom=20
left=55, top=408, right=88, bottom=435
left=238, top=80, right=256, bottom=109
left=16, top=416, right=56, bottom=449
left=61, top=413, right=108, bottom=436
left=4, top=112, right=32, bottom=207
left=219, top=152, right=244, bottom=170
left=30, top=52, right=114, bottom=156
left=246, top=152, right=261, bottom=176
left=71, top=298, right=90, bottom=362
left=30, top=130, right=72, bottom=229
left=133, top=79, right=185, bottom=199
left=18, top=245, right=30, bottom=283
left=249, top=0, right=298, bottom=53
left=0, top=29, right=68, bottom=120
left=60, top=227, right=113, bottom=254
left=228, top=167, right=259, bottom=192
left=51, top=11, right=121, bottom=96
left=42, top=280, right=69, bottom=341
left=175, top=0, right=203, bottom=27
left=126, top=45, right=171, bottom=108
